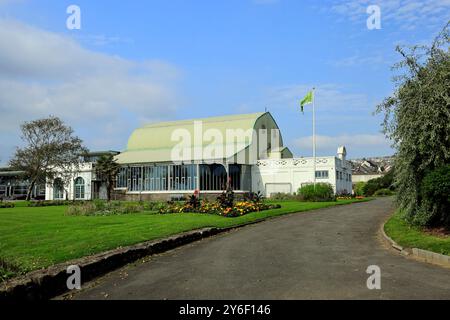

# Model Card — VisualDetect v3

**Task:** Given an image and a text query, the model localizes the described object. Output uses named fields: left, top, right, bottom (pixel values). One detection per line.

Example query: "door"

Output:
left=6, top=186, right=12, bottom=198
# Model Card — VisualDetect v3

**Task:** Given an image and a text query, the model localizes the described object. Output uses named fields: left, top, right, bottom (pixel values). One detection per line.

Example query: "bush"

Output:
left=217, top=187, right=235, bottom=208
left=0, top=202, right=15, bottom=209
left=373, top=188, right=394, bottom=196
left=354, top=182, right=366, bottom=196
left=28, top=200, right=72, bottom=207
left=269, top=193, right=297, bottom=201
left=362, top=170, right=395, bottom=196
left=66, top=201, right=148, bottom=216
left=243, top=191, right=264, bottom=203
left=413, top=165, right=450, bottom=228
left=297, top=183, right=335, bottom=202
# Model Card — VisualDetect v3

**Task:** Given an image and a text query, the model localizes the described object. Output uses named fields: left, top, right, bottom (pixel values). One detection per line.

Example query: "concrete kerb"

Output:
left=380, top=219, right=450, bottom=268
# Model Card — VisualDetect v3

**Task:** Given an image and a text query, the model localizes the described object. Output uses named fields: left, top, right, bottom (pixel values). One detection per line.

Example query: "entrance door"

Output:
left=6, top=186, right=12, bottom=198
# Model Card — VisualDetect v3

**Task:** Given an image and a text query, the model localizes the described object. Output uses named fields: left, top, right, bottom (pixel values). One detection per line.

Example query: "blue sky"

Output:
left=0, top=0, right=449, bottom=163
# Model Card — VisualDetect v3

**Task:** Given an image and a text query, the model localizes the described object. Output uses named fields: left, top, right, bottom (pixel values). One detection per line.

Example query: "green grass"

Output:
left=385, top=211, right=450, bottom=256
left=0, top=198, right=368, bottom=279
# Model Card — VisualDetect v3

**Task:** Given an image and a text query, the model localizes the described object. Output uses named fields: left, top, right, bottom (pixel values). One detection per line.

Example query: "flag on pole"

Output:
left=300, top=90, right=314, bottom=113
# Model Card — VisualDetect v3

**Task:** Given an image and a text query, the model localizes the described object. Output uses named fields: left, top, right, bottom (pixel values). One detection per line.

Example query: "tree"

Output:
left=95, top=154, right=120, bottom=201
left=376, top=22, right=450, bottom=227
left=9, top=116, right=87, bottom=201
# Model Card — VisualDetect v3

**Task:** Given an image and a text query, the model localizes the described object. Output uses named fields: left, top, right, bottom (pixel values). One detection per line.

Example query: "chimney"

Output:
left=337, top=146, right=347, bottom=161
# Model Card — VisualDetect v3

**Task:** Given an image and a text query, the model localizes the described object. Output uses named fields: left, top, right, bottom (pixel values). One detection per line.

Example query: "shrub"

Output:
left=243, top=191, right=264, bottom=204
left=66, top=201, right=147, bottom=216
left=0, top=202, right=15, bottom=209
left=362, top=170, right=395, bottom=196
left=28, top=200, right=72, bottom=207
left=297, top=183, right=335, bottom=202
left=217, top=187, right=235, bottom=208
left=373, top=188, right=394, bottom=196
left=354, top=182, right=366, bottom=197
left=187, top=194, right=200, bottom=209
left=413, top=165, right=450, bottom=228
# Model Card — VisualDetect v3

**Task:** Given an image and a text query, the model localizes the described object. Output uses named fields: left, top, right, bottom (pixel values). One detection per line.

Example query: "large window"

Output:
left=13, top=185, right=28, bottom=196
left=199, top=164, right=227, bottom=191
left=74, top=177, right=85, bottom=199
left=315, top=170, right=329, bottom=179
left=130, top=167, right=143, bottom=192
left=114, top=164, right=252, bottom=192
left=169, top=165, right=196, bottom=191
left=53, top=178, right=64, bottom=200
left=144, top=166, right=169, bottom=191
left=116, top=167, right=127, bottom=188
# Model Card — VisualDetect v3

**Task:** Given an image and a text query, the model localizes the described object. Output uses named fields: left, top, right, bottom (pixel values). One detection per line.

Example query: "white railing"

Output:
left=256, top=157, right=334, bottom=168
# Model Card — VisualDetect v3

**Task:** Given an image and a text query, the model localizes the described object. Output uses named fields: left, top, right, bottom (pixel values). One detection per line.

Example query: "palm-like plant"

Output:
left=95, top=154, right=120, bottom=201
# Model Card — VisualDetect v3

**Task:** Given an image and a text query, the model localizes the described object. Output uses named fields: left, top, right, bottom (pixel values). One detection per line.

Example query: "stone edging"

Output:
left=380, top=220, right=450, bottom=268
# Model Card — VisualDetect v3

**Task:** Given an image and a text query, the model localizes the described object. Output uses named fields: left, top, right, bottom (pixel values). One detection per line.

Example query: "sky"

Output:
left=0, top=0, right=449, bottom=164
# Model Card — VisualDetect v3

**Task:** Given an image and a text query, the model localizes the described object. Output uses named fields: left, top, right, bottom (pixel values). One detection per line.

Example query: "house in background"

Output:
left=350, top=156, right=394, bottom=184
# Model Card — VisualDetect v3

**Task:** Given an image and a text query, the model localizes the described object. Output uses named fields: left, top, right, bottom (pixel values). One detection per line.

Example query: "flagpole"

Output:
left=312, top=87, right=316, bottom=188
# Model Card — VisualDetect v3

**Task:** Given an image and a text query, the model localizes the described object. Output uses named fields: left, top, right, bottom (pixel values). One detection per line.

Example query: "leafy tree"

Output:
left=376, top=22, right=450, bottom=227
left=9, top=116, right=87, bottom=201
left=95, top=154, right=120, bottom=201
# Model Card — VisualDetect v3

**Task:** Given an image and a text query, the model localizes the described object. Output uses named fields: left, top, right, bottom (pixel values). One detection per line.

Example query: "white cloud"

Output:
left=330, top=0, right=450, bottom=30
left=293, top=134, right=393, bottom=157
left=0, top=19, right=181, bottom=163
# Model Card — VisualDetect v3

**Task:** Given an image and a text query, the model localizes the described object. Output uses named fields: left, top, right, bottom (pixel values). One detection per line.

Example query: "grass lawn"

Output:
left=384, top=211, right=450, bottom=256
left=0, top=198, right=368, bottom=280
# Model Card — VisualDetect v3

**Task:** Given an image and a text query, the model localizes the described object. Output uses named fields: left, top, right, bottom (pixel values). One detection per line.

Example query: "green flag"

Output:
left=300, top=90, right=314, bottom=113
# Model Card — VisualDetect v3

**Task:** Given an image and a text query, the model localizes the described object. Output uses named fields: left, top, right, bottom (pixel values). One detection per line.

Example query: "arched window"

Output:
left=74, top=177, right=85, bottom=200
left=53, top=178, right=64, bottom=200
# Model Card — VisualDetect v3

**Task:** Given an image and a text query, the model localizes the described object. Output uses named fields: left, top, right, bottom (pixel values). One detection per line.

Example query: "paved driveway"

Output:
left=69, top=198, right=450, bottom=300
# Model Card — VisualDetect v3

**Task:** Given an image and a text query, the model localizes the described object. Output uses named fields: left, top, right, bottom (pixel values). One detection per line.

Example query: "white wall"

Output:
left=45, top=163, right=94, bottom=201
left=251, top=157, right=352, bottom=197
left=352, top=174, right=384, bottom=183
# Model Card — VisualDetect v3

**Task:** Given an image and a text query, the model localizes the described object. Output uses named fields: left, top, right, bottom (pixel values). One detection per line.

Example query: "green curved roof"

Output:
left=116, top=112, right=271, bottom=164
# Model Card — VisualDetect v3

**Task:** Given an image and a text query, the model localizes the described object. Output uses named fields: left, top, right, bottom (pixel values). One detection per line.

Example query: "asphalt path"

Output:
left=69, top=198, right=450, bottom=300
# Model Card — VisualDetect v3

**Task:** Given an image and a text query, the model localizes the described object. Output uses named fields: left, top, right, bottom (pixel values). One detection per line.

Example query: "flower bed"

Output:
left=158, top=200, right=280, bottom=217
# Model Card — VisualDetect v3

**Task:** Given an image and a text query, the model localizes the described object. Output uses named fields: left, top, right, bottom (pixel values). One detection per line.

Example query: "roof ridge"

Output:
left=143, top=112, right=267, bottom=128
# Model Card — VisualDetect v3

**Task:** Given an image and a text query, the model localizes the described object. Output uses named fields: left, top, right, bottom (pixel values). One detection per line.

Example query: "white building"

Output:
left=253, top=148, right=352, bottom=196
left=45, top=112, right=352, bottom=201
left=46, top=151, right=119, bottom=201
